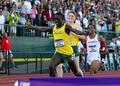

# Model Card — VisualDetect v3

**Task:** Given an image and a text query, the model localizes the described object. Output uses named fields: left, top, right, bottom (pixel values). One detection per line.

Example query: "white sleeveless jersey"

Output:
left=86, top=34, right=100, bottom=64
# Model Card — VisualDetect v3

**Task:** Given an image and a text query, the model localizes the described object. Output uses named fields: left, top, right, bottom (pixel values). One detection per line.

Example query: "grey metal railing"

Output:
left=2, top=49, right=119, bottom=75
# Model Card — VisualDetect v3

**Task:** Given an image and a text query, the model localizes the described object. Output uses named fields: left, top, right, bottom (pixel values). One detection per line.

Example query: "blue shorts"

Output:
left=4, top=50, right=13, bottom=58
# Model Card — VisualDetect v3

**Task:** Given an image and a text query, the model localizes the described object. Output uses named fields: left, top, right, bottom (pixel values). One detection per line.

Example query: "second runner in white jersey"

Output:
left=87, top=34, right=101, bottom=65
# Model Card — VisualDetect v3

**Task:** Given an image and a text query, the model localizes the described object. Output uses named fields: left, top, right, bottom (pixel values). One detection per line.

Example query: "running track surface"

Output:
left=0, top=70, right=120, bottom=86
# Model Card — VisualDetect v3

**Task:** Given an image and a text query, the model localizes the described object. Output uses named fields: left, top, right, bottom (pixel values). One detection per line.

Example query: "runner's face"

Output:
left=88, top=25, right=95, bottom=35
left=67, top=13, right=75, bottom=23
left=55, top=15, right=63, bottom=26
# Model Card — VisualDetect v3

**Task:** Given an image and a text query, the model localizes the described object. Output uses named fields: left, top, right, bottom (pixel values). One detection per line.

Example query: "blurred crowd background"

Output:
left=0, top=0, right=119, bottom=44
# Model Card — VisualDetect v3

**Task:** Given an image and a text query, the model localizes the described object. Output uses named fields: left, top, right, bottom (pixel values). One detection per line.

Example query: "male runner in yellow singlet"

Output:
left=29, top=12, right=87, bottom=77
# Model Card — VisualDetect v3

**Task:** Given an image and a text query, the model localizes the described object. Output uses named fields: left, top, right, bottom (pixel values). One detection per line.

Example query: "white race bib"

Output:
left=89, top=45, right=97, bottom=52
left=54, top=39, right=64, bottom=48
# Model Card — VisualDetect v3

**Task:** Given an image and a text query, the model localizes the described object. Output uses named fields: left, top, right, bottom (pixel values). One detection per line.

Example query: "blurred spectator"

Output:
left=0, top=6, right=5, bottom=34
left=115, top=15, right=120, bottom=33
left=2, top=0, right=11, bottom=11
left=109, top=36, right=120, bottom=53
left=116, top=37, right=120, bottom=54
left=41, top=15, right=48, bottom=37
left=18, top=0, right=26, bottom=15
left=34, top=0, right=41, bottom=6
left=75, top=14, right=82, bottom=31
left=77, top=8, right=83, bottom=20
left=24, top=0, right=32, bottom=17
left=30, top=4, right=38, bottom=25
left=2, top=6, right=9, bottom=21
left=75, top=2, right=80, bottom=13
left=17, top=12, right=26, bottom=36
left=109, top=38, right=116, bottom=52
left=41, top=15, right=48, bottom=26
left=116, top=37, right=120, bottom=47
left=12, top=2, right=17, bottom=11
left=51, top=0, right=60, bottom=12
left=82, top=13, right=89, bottom=29
left=96, top=20, right=108, bottom=32
left=6, top=8, right=18, bottom=36
left=42, top=4, right=54, bottom=24
left=11, top=0, right=18, bottom=5
left=90, top=19, right=96, bottom=30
